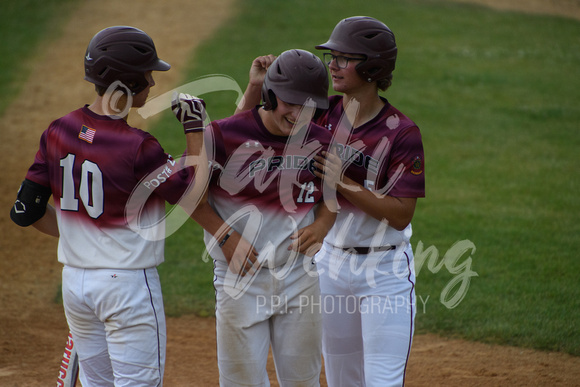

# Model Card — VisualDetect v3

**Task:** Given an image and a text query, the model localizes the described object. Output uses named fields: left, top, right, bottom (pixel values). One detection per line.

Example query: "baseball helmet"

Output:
left=315, top=16, right=397, bottom=83
left=262, top=49, right=329, bottom=111
left=84, top=26, right=170, bottom=94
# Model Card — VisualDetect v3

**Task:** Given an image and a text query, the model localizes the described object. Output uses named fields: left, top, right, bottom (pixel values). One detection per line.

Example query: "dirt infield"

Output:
left=1, top=0, right=580, bottom=385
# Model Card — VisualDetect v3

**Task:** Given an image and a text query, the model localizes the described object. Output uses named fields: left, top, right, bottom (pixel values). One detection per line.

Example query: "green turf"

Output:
left=0, top=0, right=79, bottom=116
left=153, top=0, right=580, bottom=356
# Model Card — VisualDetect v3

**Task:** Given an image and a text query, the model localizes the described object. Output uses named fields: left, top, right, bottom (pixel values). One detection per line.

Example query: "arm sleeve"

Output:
left=134, top=136, right=195, bottom=205
left=25, top=130, right=51, bottom=188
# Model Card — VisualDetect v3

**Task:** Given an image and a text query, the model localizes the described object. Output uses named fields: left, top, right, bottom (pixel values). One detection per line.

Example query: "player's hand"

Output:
left=248, top=55, right=276, bottom=87
left=221, top=230, right=260, bottom=277
left=171, top=92, right=206, bottom=133
left=313, top=149, right=343, bottom=188
left=288, top=224, right=326, bottom=257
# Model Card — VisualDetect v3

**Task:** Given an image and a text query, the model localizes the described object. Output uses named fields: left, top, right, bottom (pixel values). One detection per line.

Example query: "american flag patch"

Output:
left=79, top=125, right=96, bottom=143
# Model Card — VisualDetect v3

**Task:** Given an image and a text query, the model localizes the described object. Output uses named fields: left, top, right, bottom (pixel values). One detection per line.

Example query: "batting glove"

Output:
left=172, top=92, right=207, bottom=133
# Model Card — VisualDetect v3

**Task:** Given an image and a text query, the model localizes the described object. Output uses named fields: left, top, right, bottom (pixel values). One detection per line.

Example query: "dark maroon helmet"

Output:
left=262, top=49, right=329, bottom=111
left=315, top=16, right=397, bottom=83
left=84, top=26, right=170, bottom=94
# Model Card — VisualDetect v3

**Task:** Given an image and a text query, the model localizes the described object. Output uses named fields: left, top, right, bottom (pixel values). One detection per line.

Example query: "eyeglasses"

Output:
left=323, top=53, right=366, bottom=69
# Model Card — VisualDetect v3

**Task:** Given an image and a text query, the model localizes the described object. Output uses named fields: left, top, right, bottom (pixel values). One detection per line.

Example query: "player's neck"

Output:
left=88, top=95, right=130, bottom=121
left=342, top=92, right=385, bottom=128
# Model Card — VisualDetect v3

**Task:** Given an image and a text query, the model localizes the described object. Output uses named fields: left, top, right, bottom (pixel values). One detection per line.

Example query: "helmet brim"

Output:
left=315, top=41, right=360, bottom=56
left=315, top=42, right=334, bottom=51
left=150, top=58, right=171, bottom=72
left=314, top=42, right=332, bottom=50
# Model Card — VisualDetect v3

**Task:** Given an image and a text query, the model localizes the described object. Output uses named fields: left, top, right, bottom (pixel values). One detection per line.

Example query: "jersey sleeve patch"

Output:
left=410, top=155, right=424, bottom=175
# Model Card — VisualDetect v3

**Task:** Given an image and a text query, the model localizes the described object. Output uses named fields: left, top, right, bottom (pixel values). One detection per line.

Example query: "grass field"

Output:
left=0, top=0, right=79, bottom=116
left=3, top=0, right=579, bottom=356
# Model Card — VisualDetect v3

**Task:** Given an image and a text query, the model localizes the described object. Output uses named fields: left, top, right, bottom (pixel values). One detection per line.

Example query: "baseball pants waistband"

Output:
left=330, top=245, right=396, bottom=255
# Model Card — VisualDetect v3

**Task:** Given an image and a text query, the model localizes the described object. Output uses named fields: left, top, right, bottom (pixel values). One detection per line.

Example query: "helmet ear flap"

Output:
left=353, top=43, right=397, bottom=83
left=356, top=61, right=383, bottom=83
left=118, top=73, right=147, bottom=94
left=261, top=81, right=278, bottom=111
left=267, top=90, right=277, bottom=110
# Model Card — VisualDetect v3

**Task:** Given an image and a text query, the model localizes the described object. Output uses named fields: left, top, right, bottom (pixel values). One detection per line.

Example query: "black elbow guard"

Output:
left=10, top=179, right=52, bottom=227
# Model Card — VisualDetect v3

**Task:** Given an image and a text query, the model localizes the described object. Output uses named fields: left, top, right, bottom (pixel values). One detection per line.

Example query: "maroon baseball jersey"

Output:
left=316, top=95, right=425, bottom=247
left=25, top=106, right=193, bottom=269
left=204, top=107, right=333, bottom=268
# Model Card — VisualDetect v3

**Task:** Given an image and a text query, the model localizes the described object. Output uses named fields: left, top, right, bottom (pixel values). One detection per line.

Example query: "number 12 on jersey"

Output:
left=297, top=181, right=315, bottom=203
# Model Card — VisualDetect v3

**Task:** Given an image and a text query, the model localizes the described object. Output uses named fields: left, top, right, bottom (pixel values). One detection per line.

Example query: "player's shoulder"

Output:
left=381, top=100, right=420, bottom=133
left=57, top=105, right=150, bottom=134
left=324, top=94, right=344, bottom=119
left=43, top=107, right=98, bottom=142
left=125, top=122, right=156, bottom=141
left=314, top=95, right=342, bottom=130
left=378, top=102, right=425, bottom=153
left=209, top=108, right=258, bottom=141
left=81, top=105, right=160, bottom=149
left=215, top=108, right=254, bottom=128
left=47, top=107, right=85, bottom=129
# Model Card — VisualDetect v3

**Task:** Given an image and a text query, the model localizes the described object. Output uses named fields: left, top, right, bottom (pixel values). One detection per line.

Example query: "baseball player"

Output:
left=311, top=17, right=425, bottom=386
left=235, top=16, right=425, bottom=387
left=9, top=26, right=206, bottom=386
left=192, top=49, right=336, bottom=386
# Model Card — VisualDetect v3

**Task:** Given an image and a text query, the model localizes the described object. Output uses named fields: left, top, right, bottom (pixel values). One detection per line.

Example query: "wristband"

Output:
left=184, top=126, right=205, bottom=134
left=219, top=228, right=234, bottom=248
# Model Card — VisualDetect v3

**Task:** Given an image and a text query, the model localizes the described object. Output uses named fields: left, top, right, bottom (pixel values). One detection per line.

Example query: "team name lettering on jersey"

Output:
left=249, top=155, right=315, bottom=177
left=334, top=143, right=380, bottom=175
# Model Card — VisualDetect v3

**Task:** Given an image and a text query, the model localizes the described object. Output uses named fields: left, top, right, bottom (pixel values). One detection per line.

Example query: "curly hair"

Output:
left=377, top=75, right=393, bottom=92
